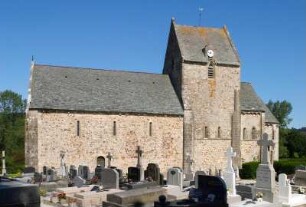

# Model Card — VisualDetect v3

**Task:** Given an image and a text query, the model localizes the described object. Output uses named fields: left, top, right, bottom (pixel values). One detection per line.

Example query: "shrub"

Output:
left=240, top=161, right=259, bottom=179
left=274, top=159, right=306, bottom=175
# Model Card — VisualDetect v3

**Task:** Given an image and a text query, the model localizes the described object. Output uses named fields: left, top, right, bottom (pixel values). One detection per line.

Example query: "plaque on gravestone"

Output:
left=128, top=167, right=140, bottom=182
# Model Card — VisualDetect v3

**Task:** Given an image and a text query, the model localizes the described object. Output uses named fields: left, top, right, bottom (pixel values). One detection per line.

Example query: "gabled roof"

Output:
left=29, top=64, right=183, bottom=116
left=173, top=21, right=240, bottom=66
left=240, top=82, right=279, bottom=124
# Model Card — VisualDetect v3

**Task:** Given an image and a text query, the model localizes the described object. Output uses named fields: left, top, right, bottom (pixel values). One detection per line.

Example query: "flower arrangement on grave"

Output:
left=256, top=192, right=263, bottom=202
left=57, top=192, right=66, bottom=202
left=298, top=187, right=305, bottom=194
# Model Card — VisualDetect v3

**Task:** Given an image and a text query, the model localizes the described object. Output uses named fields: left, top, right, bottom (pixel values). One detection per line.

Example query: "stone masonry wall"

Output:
left=181, top=63, right=240, bottom=171
left=26, top=111, right=183, bottom=175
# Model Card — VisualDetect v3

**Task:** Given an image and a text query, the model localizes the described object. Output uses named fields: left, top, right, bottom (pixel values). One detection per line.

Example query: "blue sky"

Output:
left=0, top=0, right=305, bottom=128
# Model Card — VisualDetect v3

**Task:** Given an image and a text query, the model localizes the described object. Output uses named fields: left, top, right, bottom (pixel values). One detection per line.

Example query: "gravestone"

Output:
left=1, top=151, right=6, bottom=175
left=255, top=133, right=276, bottom=202
left=106, top=152, right=113, bottom=168
left=194, top=170, right=206, bottom=188
left=73, top=176, right=86, bottom=187
left=34, top=172, right=43, bottom=183
left=101, top=168, right=119, bottom=189
left=223, top=147, right=237, bottom=195
left=23, top=166, right=35, bottom=174
left=95, top=165, right=104, bottom=180
left=43, top=166, right=47, bottom=175
left=294, top=170, right=306, bottom=186
left=236, top=184, right=255, bottom=200
left=69, top=165, right=77, bottom=179
left=46, top=168, right=55, bottom=182
left=279, top=173, right=292, bottom=203
left=78, top=165, right=89, bottom=180
left=167, top=168, right=183, bottom=190
left=128, top=167, right=140, bottom=182
left=145, top=163, right=161, bottom=184
left=135, top=146, right=144, bottom=181
left=184, top=154, right=194, bottom=181
left=97, top=156, right=105, bottom=168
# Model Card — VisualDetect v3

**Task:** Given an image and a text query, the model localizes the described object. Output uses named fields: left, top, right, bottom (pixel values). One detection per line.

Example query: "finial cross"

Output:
left=257, top=133, right=275, bottom=164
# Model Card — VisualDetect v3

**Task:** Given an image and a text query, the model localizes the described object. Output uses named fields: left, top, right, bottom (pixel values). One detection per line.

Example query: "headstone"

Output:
left=78, top=165, right=89, bottom=180
left=101, top=168, right=119, bottom=189
left=294, top=170, right=306, bottom=186
left=145, top=163, right=161, bottom=184
left=185, top=154, right=194, bottom=181
left=194, top=170, right=206, bottom=188
left=97, top=156, right=105, bottom=168
left=279, top=173, right=292, bottom=203
left=43, top=166, right=47, bottom=175
left=34, top=172, right=43, bottom=183
left=69, top=165, right=77, bottom=179
left=167, top=168, right=183, bottom=190
left=135, top=146, right=144, bottom=181
left=73, top=176, right=86, bottom=187
left=128, top=167, right=140, bottom=182
left=95, top=165, right=104, bottom=180
left=1, top=151, right=6, bottom=175
left=236, top=184, right=255, bottom=200
left=255, top=133, right=276, bottom=202
left=106, top=152, right=112, bottom=168
left=223, top=147, right=237, bottom=195
left=198, top=175, right=227, bottom=204
left=46, top=168, right=55, bottom=182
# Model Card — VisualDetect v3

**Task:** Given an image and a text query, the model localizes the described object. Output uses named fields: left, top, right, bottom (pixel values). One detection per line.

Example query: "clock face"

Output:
left=207, top=50, right=214, bottom=58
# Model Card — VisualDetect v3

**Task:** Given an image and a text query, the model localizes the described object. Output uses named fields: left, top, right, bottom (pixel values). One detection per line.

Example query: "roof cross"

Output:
left=257, top=133, right=275, bottom=164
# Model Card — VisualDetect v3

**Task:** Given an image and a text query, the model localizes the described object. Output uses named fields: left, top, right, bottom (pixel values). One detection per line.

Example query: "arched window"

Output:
left=205, top=126, right=209, bottom=138
left=252, top=127, right=257, bottom=139
left=77, top=120, right=80, bottom=136
left=243, top=128, right=247, bottom=139
left=149, top=122, right=152, bottom=136
left=113, top=121, right=117, bottom=136
left=272, top=128, right=275, bottom=140
left=217, top=127, right=221, bottom=138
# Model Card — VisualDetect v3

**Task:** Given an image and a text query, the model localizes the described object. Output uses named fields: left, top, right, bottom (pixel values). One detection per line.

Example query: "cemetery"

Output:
left=1, top=134, right=306, bottom=207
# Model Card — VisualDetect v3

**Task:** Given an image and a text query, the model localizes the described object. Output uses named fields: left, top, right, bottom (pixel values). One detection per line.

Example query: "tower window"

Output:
left=113, top=121, right=117, bottom=136
left=77, top=121, right=80, bottom=136
left=149, top=122, right=152, bottom=136
left=204, top=126, right=209, bottom=138
left=218, top=127, right=221, bottom=138
left=252, top=127, right=257, bottom=139
left=243, top=128, right=247, bottom=139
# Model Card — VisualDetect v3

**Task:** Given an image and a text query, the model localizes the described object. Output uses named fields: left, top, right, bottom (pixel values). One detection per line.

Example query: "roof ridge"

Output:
left=34, top=64, right=167, bottom=77
left=174, top=23, right=223, bottom=30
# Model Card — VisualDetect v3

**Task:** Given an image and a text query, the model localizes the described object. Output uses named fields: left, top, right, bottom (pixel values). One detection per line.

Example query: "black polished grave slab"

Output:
left=0, top=177, right=40, bottom=207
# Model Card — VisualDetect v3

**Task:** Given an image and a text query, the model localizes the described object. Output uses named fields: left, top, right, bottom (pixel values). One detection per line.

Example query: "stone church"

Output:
left=25, top=19, right=279, bottom=175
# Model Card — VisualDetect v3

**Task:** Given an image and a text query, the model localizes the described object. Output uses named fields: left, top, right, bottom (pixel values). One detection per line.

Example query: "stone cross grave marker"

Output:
left=255, top=133, right=276, bottom=202
left=101, top=168, right=119, bottom=189
left=224, top=147, right=237, bottom=195
left=60, top=151, right=66, bottom=177
left=1, top=151, right=6, bottom=175
left=194, top=170, right=206, bottom=188
left=145, top=163, right=160, bottom=184
left=167, top=167, right=183, bottom=190
left=185, top=154, right=194, bottom=181
left=106, top=152, right=113, bottom=168
left=135, top=146, right=144, bottom=181
left=279, top=173, right=292, bottom=204
left=257, top=133, right=275, bottom=164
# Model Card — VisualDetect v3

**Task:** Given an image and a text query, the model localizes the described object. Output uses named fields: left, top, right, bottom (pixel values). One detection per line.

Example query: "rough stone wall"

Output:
left=26, top=111, right=183, bottom=175
left=240, top=113, right=262, bottom=162
left=181, top=63, right=240, bottom=171
left=25, top=110, right=39, bottom=168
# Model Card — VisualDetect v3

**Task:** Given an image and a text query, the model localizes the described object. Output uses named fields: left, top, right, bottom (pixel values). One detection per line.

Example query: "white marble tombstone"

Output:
left=223, top=147, right=236, bottom=195
left=167, top=168, right=183, bottom=190
left=278, top=173, right=292, bottom=204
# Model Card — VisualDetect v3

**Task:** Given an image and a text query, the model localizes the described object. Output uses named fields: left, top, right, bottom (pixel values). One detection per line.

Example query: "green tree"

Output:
left=266, top=100, right=292, bottom=128
left=0, top=90, right=26, bottom=172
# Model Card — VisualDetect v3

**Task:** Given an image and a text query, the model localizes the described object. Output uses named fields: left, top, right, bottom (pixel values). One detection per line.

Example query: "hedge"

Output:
left=240, top=159, right=306, bottom=179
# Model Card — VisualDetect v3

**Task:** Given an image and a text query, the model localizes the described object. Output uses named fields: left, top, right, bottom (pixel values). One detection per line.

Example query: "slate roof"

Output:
left=240, top=82, right=279, bottom=123
left=174, top=22, right=240, bottom=66
left=29, top=64, right=184, bottom=116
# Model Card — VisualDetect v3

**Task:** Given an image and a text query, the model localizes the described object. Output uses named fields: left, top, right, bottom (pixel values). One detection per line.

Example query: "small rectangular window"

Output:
left=208, top=66, right=214, bottom=78
left=77, top=121, right=80, bottom=136
left=149, top=122, right=152, bottom=136
left=113, top=121, right=117, bottom=136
